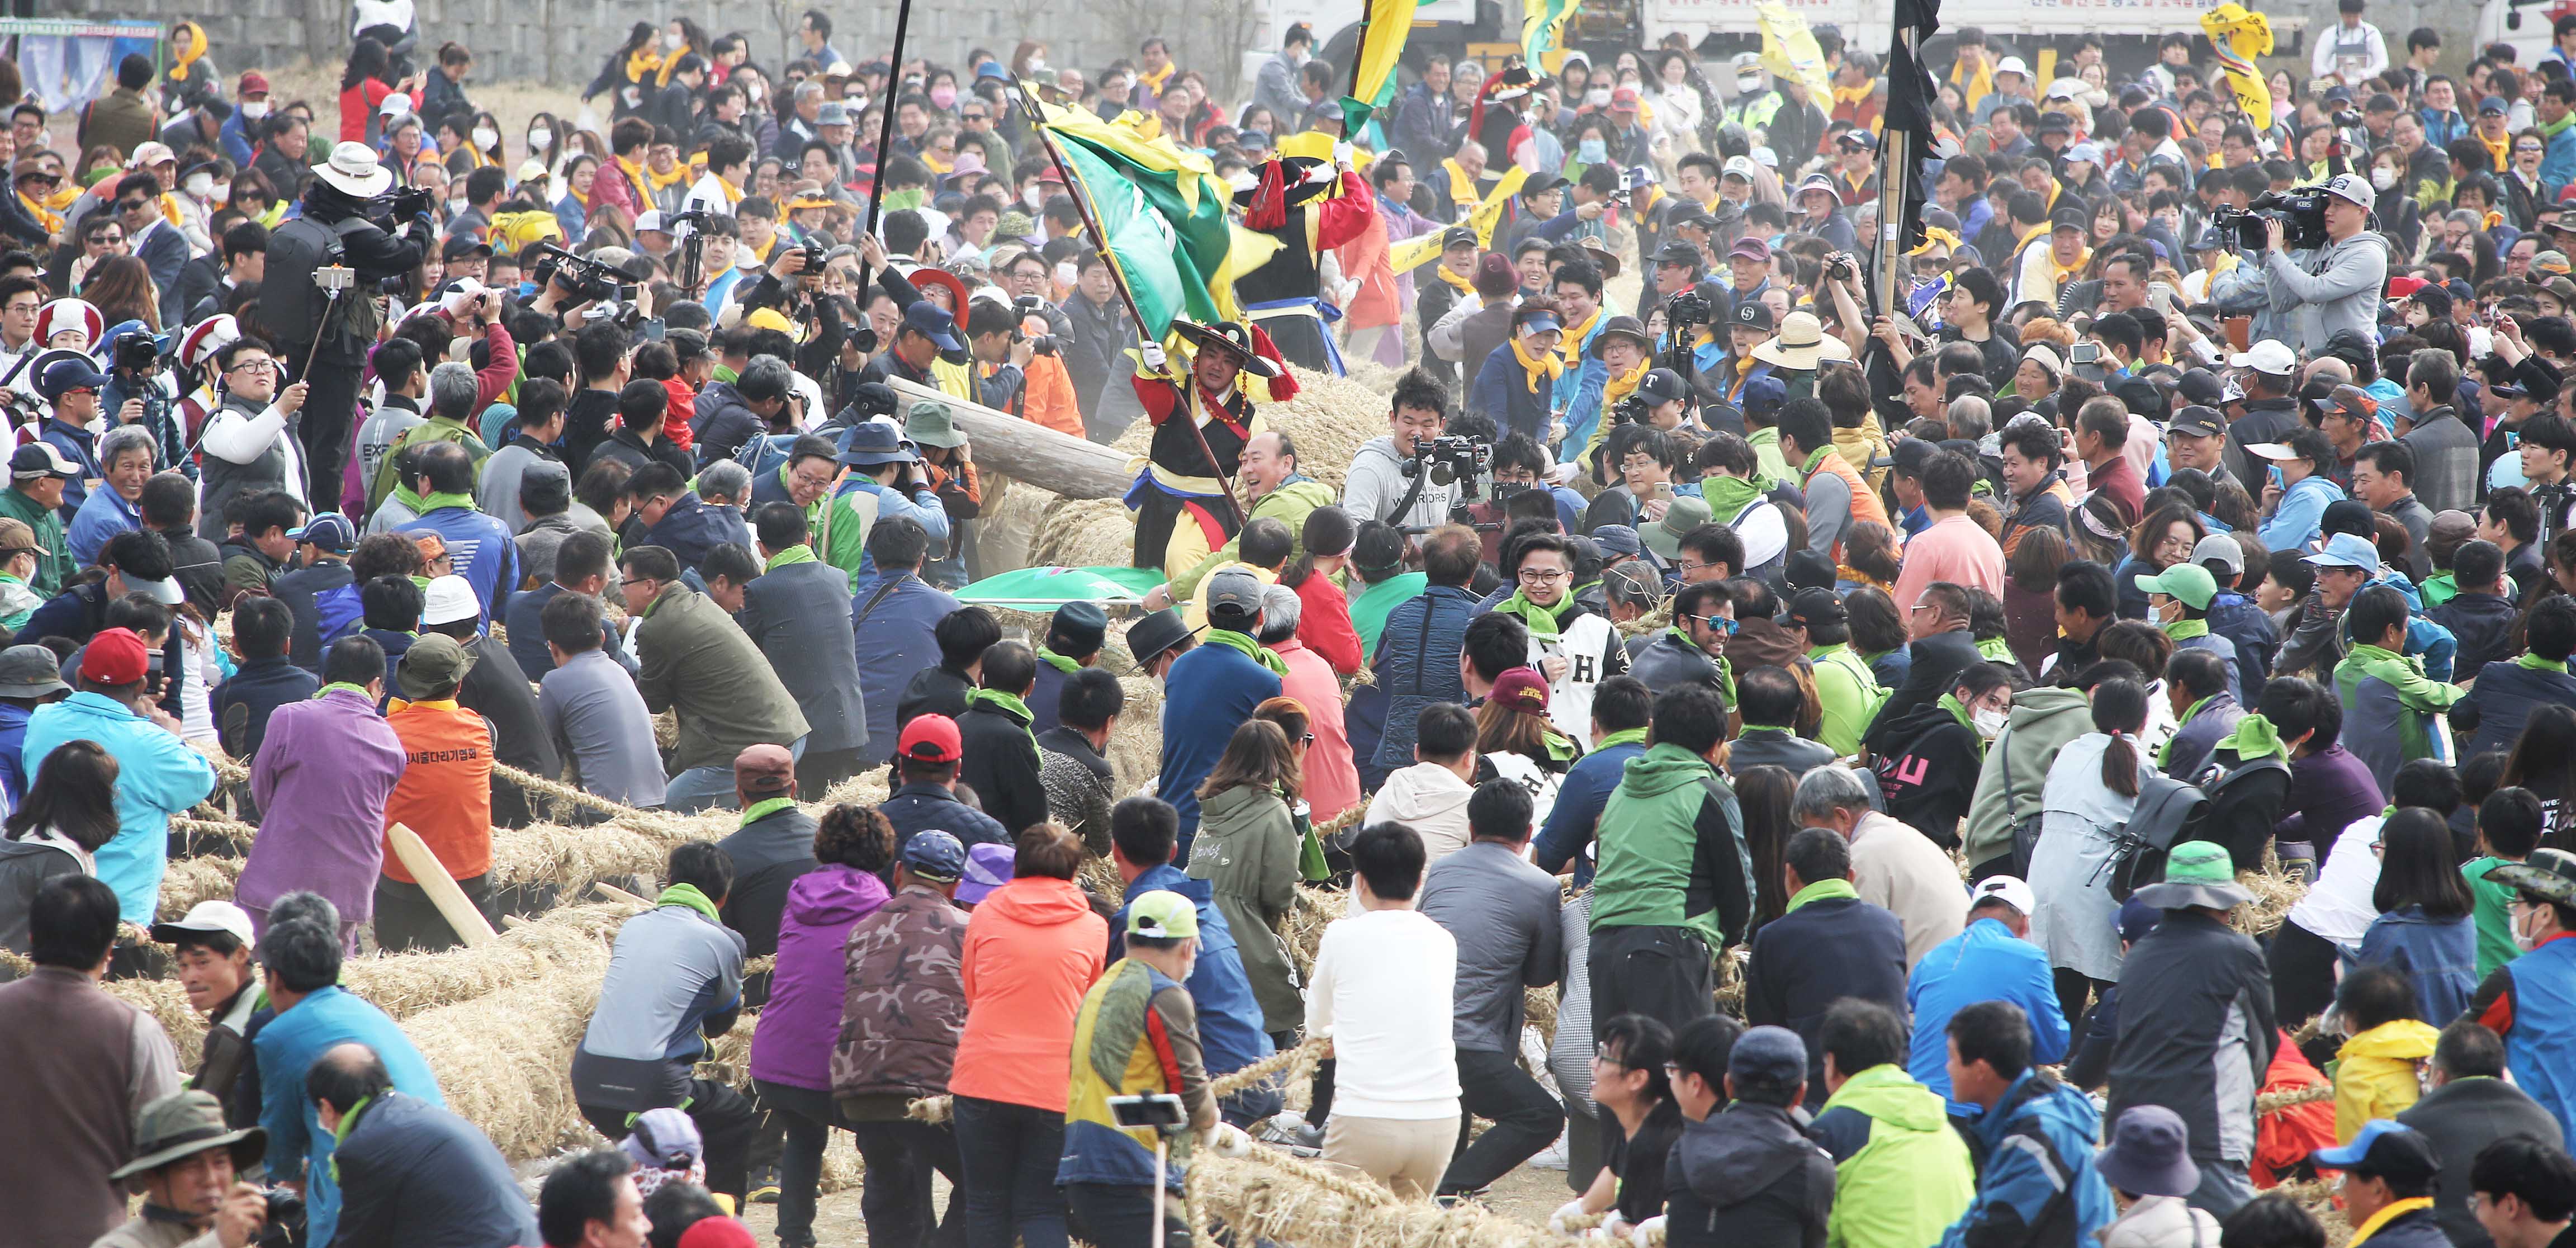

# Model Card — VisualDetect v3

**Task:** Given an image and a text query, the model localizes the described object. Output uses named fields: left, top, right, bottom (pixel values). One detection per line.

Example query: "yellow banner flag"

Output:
left=1756, top=2, right=1835, bottom=111
left=1387, top=164, right=1532, bottom=273
left=2201, top=4, right=2275, bottom=133
left=1353, top=0, right=1420, bottom=110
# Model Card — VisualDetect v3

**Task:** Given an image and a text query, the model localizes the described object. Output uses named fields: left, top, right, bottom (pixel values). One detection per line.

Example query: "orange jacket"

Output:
left=1338, top=212, right=1400, bottom=331
left=950, top=876, right=1107, bottom=1112
left=1803, top=447, right=1889, bottom=561
left=1019, top=353, right=1086, bottom=439
left=660, top=377, right=697, bottom=453
left=380, top=698, right=495, bottom=883
left=2253, top=1030, right=2341, bottom=1188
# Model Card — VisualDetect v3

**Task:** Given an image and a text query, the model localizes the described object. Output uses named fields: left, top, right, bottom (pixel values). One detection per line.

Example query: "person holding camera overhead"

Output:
left=2260, top=173, right=2390, bottom=355
left=260, top=141, right=434, bottom=507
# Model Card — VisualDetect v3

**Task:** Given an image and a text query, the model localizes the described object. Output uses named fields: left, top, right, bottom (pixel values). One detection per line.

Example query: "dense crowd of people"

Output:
left=3, top=3, right=2576, bottom=1248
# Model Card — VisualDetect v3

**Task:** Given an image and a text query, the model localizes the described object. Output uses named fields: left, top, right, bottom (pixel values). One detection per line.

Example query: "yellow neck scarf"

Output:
left=749, top=232, right=776, bottom=261
left=1511, top=336, right=1566, bottom=394
left=2050, top=246, right=2094, bottom=284
left=2483, top=133, right=2509, bottom=172
left=709, top=173, right=744, bottom=204
left=1559, top=305, right=1604, bottom=359
left=1952, top=58, right=1995, bottom=111
left=1139, top=63, right=1176, bottom=94
left=158, top=191, right=184, bottom=229
left=1602, top=359, right=1648, bottom=408
left=643, top=160, right=687, bottom=192
left=2014, top=220, right=2051, bottom=257
left=567, top=182, right=590, bottom=210
left=1436, top=263, right=1475, bottom=294
left=655, top=43, right=692, bottom=87
left=626, top=46, right=665, bottom=85
left=18, top=193, right=60, bottom=239
left=1443, top=159, right=1478, bottom=204
left=1831, top=82, right=1873, bottom=110
left=2350, top=1199, right=2437, bottom=1248
left=42, top=181, right=79, bottom=212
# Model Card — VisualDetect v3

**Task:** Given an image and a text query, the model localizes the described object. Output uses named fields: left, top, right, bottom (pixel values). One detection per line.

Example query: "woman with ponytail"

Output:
left=2029, top=670, right=2158, bottom=1026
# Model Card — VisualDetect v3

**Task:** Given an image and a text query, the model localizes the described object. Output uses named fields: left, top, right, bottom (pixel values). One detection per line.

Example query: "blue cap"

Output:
left=900, top=830, right=968, bottom=881
left=1518, top=310, right=1564, bottom=337
left=836, top=421, right=919, bottom=467
left=30, top=351, right=108, bottom=402
left=1729, top=1024, right=1807, bottom=1089
left=288, top=512, right=358, bottom=555
left=2310, top=1120, right=2441, bottom=1183
left=902, top=301, right=964, bottom=352
left=2302, top=532, right=2381, bottom=570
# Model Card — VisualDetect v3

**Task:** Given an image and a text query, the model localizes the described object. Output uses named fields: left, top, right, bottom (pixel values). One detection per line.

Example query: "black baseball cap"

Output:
left=1731, top=300, right=1776, bottom=333
left=1441, top=225, right=1476, bottom=250
left=1638, top=367, right=1689, bottom=406
left=2169, top=405, right=2226, bottom=439
left=1787, top=586, right=1848, bottom=627
left=1888, top=437, right=1942, bottom=479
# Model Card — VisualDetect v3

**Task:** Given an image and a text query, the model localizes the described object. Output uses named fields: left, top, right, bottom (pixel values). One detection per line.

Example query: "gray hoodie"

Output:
left=1342, top=434, right=1463, bottom=532
left=1960, top=685, right=2094, bottom=872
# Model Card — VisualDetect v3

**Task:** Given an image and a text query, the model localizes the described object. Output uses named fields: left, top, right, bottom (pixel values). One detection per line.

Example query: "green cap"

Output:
left=2134, top=562, right=2218, bottom=611
left=905, top=399, right=967, bottom=448
left=2161, top=840, right=2235, bottom=885
left=1125, top=890, right=1200, bottom=940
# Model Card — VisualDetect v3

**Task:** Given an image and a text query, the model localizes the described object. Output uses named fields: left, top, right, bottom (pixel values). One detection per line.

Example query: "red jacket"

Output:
left=1292, top=568, right=1362, bottom=675
left=2252, top=1030, right=2340, bottom=1188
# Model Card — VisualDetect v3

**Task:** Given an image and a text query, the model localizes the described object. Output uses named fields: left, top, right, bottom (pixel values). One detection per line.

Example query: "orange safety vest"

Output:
left=380, top=697, right=495, bottom=883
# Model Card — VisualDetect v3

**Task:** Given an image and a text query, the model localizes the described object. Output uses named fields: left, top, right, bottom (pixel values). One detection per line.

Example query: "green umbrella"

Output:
left=954, top=565, right=1168, bottom=610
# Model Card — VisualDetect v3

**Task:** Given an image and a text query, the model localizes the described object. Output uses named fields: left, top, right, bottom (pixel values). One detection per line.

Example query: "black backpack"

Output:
left=2103, top=773, right=2209, bottom=902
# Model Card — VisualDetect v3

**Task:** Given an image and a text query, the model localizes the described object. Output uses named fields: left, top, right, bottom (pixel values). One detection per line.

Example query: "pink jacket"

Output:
left=949, top=875, right=1106, bottom=1112
left=1277, top=637, right=1361, bottom=824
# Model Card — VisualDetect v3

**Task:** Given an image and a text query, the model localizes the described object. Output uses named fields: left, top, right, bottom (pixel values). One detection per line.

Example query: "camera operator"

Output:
left=1344, top=367, right=1465, bottom=531
left=2260, top=173, right=2388, bottom=354
left=100, top=327, right=191, bottom=484
left=258, top=142, right=434, bottom=504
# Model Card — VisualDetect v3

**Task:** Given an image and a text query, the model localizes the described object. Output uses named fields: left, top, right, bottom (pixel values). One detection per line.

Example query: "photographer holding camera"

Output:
left=2258, top=172, right=2389, bottom=355
left=258, top=143, right=434, bottom=505
left=100, top=328, right=191, bottom=484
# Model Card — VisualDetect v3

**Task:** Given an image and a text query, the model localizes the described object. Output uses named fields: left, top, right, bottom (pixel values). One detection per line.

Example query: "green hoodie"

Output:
left=1959, top=686, right=2092, bottom=870
left=1819, top=1064, right=1976, bottom=1248
left=1590, top=741, right=1753, bottom=951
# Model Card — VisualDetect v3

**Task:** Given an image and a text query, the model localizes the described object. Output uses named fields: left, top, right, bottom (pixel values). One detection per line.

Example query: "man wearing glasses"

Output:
left=111, top=172, right=188, bottom=319
left=1486, top=531, right=1628, bottom=748
left=0, top=275, right=44, bottom=390
left=1625, top=579, right=1733, bottom=698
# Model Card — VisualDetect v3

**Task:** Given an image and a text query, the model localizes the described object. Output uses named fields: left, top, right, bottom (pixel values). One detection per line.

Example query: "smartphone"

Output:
left=2149, top=281, right=2176, bottom=311
left=2070, top=341, right=2103, bottom=365
left=1108, top=1094, right=1188, bottom=1132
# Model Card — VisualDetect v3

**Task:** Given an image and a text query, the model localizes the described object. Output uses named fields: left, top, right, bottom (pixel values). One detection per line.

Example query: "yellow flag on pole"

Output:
left=2201, top=4, right=2276, bottom=133
left=1353, top=0, right=1420, bottom=108
left=1756, top=2, right=1835, bottom=109
left=1386, top=165, right=1533, bottom=273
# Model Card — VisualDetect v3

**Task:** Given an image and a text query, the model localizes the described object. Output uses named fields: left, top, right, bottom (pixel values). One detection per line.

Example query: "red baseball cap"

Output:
left=898, top=713, right=963, bottom=764
left=1611, top=86, right=1642, bottom=110
left=675, top=1218, right=757, bottom=1248
left=83, top=627, right=150, bottom=686
left=238, top=70, right=271, bottom=97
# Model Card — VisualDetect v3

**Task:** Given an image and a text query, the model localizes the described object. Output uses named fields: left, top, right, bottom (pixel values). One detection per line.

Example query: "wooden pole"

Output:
left=386, top=822, right=497, bottom=948
left=1871, top=25, right=1920, bottom=322
left=883, top=374, right=1138, bottom=499
left=855, top=0, right=914, bottom=296
left=1008, top=83, right=1249, bottom=524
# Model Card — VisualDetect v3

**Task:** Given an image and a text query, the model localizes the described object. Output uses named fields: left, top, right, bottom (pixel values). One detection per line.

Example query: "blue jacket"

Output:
left=217, top=110, right=258, bottom=166
left=1556, top=316, right=1612, bottom=456
left=1939, top=1069, right=2116, bottom=1248
left=2259, top=473, right=2346, bottom=551
left=849, top=570, right=960, bottom=751
left=401, top=505, right=519, bottom=627
left=1532, top=734, right=1648, bottom=886
left=2495, top=935, right=2576, bottom=1148
left=2549, top=122, right=2576, bottom=192
left=329, top=1090, right=541, bottom=1248
left=254, top=986, right=446, bottom=1248
left=2358, top=906, right=2478, bottom=1023
left=2460, top=658, right=2576, bottom=759
left=0, top=701, right=30, bottom=808
left=833, top=476, right=950, bottom=580
left=39, top=417, right=99, bottom=520
left=1111, top=863, right=1275, bottom=1078
left=878, top=779, right=1007, bottom=847
left=2206, top=591, right=2278, bottom=693
left=1371, top=584, right=1479, bottom=770
left=1471, top=341, right=1556, bottom=445
left=638, top=491, right=752, bottom=573
left=64, top=485, right=140, bottom=569
left=21, top=691, right=217, bottom=921
left=1909, top=918, right=2072, bottom=1115
left=1160, top=637, right=1284, bottom=852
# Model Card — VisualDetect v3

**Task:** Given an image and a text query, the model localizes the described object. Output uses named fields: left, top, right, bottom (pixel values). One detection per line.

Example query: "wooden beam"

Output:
left=883, top=376, right=1138, bottom=501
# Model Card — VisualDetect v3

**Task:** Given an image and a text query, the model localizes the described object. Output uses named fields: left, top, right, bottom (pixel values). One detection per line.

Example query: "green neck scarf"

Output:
left=391, top=484, right=424, bottom=515
left=1938, top=692, right=1977, bottom=734
left=2347, top=641, right=2424, bottom=679
left=417, top=490, right=476, bottom=513
left=1494, top=588, right=1577, bottom=638
left=1700, top=472, right=1765, bottom=522
left=1976, top=635, right=2016, bottom=664
left=1035, top=646, right=1083, bottom=675
left=1595, top=727, right=1650, bottom=750
left=657, top=882, right=721, bottom=922
left=739, top=796, right=798, bottom=826
left=2214, top=712, right=2288, bottom=763
left=325, top=1093, right=378, bottom=1183
left=713, top=364, right=739, bottom=384
left=2164, top=618, right=2211, bottom=641
left=315, top=682, right=372, bottom=701
left=1801, top=445, right=1836, bottom=478
left=765, top=542, right=817, bottom=571
left=1787, top=877, right=1859, bottom=912
left=2160, top=696, right=2220, bottom=768
left=968, top=687, right=1040, bottom=751
left=2519, top=654, right=2570, bottom=674
left=1204, top=627, right=1290, bottom=676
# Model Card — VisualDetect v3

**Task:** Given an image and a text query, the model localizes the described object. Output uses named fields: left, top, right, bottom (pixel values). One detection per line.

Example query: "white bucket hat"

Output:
left=315, top=141, right=393, bottom=198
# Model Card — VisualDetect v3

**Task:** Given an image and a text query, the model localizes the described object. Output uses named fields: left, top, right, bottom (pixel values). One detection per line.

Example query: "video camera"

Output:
left=529, top=244, right=629, bottom=305
left=107, top=328, right=164, bottom=376
left=1399, top=435, right=1490, bottom=502
left=2212, top=187, right=2333, bottom=253
left=1665, top=287, right=1713, bottom=333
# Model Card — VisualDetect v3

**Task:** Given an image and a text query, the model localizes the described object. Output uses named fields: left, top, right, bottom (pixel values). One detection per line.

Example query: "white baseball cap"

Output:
left=1996, top=56, right=2029, bottom=78
left=422, top=574, right=481, bottom=627
left=1721, top=155, right=1758, bottom=180
left=1971, top=875, right=2037, bottom=918
left=2228, top=339, right=2298, bottom=375
left=151, top=899, right=256, bottom=948
left=2319, top=172, right=2374, bottom=209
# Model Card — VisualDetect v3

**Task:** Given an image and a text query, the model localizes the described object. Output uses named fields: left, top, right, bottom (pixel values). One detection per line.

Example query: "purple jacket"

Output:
left=2278, top=744, right=2386, bottom=858
left=749, top=862, right=890, bottom=1089
left=238, top=688, right=408, bottom=920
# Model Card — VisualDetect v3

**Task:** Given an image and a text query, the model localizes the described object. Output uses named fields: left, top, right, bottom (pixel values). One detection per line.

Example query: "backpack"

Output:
left=2105, top=774, right=2209, bottom=902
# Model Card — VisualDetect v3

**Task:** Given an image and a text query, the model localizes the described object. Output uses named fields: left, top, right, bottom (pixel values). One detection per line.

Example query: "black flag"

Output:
left=1882, top=0, right=1943, bottom=257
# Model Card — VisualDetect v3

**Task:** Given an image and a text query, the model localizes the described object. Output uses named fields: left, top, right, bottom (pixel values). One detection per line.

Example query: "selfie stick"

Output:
left=301, top=265, right=357, bottom=381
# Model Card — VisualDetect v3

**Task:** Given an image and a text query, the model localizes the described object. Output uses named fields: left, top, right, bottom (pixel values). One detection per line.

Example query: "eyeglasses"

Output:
left=1517, top=567, right=1568, bottom=583
left=227, top=359, right=277, bottom=375
left=620, top=576, right=658, bottom=588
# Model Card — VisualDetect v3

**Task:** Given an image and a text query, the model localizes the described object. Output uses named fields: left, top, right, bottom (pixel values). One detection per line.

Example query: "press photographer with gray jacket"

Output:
left=2261, top=173, right=2390, bottom=355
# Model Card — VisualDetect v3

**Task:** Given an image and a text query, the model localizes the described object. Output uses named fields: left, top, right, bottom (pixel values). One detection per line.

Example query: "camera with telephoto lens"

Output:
left=529, top=243, right=626, bottom=305
left=2213, top=187, right=2332, bottom=253
left=109, top=329, right=163, bottom=376
left=1399, top=435, right=1490, bottom=500
left=1665, top=287, right=1712, bottom=331
left=1611, top=392, right=1652, bottom=427
left=1014, top=295, right=1059, bottom=356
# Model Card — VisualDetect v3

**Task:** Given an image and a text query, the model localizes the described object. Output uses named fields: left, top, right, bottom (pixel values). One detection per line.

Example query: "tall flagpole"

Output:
left=1010, top=84, right=1248, bottom=525
left=857, top=0, right=914, bottom=296
left=1871, top=25, right=1919, bottom=320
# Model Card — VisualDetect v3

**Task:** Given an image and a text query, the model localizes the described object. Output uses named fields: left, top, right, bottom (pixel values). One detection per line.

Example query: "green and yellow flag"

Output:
left=1344, top=0, right=1420, bottom=133
left=1523, top=0, right=1576, bottom=73
left=1035, top=95, right=1243, bottom=333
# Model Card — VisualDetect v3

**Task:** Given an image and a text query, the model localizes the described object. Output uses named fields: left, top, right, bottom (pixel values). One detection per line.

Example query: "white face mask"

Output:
left=1022, top=185, right=1044, bottom=210
left=184, top=173, right=213, bottom=198
left=1587, top=87, right=1612, bottom=107
left=1055, top=260, right=1077, bottom=286
left=1973, top=706, right=2007, bottom=739
left=240, top=100, right=268, bottom=120
left=2371, top=167, right=2398, bottom=190
left=446, top=196, right=467, bottom=215
left=1027, top=58, right=1049, bottom=75
left=529, top=127, right=553, bottom=151
left=472, top=126, right=499, bottom=150
left=210, top=182, right=230, bottom=204
left=2513, top=902, right=2546, bottom=951
left=662, top=30, right=685, bottom=50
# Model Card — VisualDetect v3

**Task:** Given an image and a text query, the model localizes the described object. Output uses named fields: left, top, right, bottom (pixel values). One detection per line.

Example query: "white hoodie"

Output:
left=1362, top=760, right=1476, bottom=863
